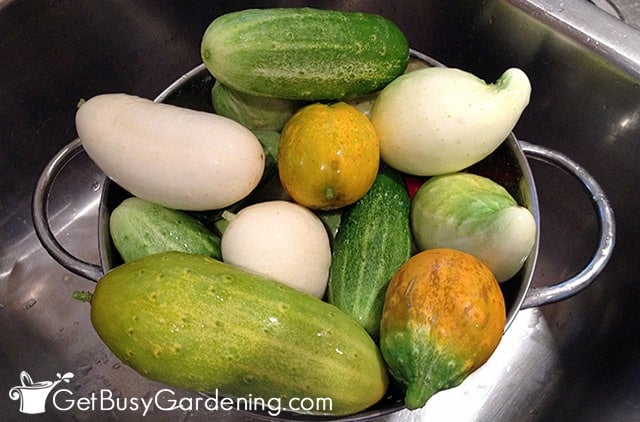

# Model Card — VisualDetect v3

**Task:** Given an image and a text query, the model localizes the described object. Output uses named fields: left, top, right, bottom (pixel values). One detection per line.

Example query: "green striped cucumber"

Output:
left=109, top=197, right=221, bottom=262
left=89, top=252, right=389, bottom=416
left=328, top=166, right=412, bottom=338
left=201, top=8, right=409, bottom=100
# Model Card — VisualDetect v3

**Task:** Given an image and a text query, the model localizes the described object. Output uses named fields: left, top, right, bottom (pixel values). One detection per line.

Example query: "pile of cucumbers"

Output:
left=78, top=7, right=530, bottom=418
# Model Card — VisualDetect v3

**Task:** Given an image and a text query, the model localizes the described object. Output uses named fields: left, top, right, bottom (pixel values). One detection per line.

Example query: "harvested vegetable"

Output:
left=278, top=102, right=380, bottom=210
left=328, top=166, right=411, bottom=338
left=109, top=197, right=221, bottom=262
left=201, top=7, right=409, bottom=100
left=89, top=251, right=389, bottom=416
left=212, top=80, right=304, bottom=131
left=411, top=172, right=536, bottom=281
left=380, top=248, right=506, bottom=409
left=220, top=200, right=332, bottom=298
left=370, top=66, right=531, bottom=176
left=76, top=93, right=265, bottom=211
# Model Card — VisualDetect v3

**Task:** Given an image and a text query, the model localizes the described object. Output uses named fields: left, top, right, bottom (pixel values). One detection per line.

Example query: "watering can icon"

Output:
left=9, top=371, right=74, bottom=414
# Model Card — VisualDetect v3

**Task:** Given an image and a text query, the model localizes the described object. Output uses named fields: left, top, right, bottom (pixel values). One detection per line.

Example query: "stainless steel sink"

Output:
left=1, top=0, right=638, bottom=420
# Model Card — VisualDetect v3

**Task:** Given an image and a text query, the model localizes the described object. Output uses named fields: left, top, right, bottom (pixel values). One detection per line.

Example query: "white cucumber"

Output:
left=76, top=93, right=265, bottom=211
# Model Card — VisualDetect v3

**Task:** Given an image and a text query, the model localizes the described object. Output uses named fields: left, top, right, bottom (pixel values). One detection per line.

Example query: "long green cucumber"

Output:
left=328, top=166, right=412, bottom=338
left=90, top=252, right=389, bottom=416
left=201, top=8, right=409, bottom=100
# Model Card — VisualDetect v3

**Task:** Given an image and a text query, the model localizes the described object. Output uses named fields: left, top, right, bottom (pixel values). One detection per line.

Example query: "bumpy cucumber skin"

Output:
left=327, top=166, right=412, bottom=338
left=90, top=252, right=389, bottom=416
left=109, top=197, right=221, bottom=262
left=379, top=249, right=506, bottom=409
left=201, top=8, right=409, bottom=100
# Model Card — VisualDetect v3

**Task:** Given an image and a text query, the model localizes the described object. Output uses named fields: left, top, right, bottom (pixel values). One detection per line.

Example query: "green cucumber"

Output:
left=201, top=8, right=409, bottom=100
left=252, top=129, right=280, bottom=182
left=328, top=166, right=412, bottom=338
left=109, top=197, right=221, bottom=262
left=212, top=80, right=304, bottom=131
left=90, top=252, right=389, bottom=416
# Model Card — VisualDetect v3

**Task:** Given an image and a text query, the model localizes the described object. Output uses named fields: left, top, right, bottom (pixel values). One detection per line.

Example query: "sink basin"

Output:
left=1, top=1, right=638, bottom=420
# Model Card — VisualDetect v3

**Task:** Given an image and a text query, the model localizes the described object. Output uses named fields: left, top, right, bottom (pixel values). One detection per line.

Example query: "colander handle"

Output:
left=32, top=138, right=104, bottom=282
left=518, top=141, right=616, bottom=308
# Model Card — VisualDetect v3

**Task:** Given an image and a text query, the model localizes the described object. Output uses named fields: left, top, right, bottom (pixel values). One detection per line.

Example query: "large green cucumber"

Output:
left=327, top=166, right=412, bottom=338
left=109, top=197, right=221, bottom=262
left=90, top=252, right=389, bottom=416
left=201, top=8, right=409, bottom=100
